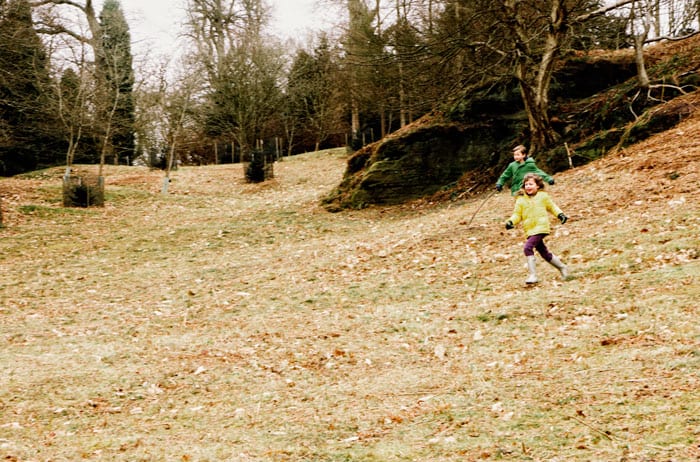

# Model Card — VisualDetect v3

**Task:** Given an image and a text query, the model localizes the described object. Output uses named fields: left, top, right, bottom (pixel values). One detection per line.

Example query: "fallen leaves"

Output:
left=1, top=125, right=699, bottom=460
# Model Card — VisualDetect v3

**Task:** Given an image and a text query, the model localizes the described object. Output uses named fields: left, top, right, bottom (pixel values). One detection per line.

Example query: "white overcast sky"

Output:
left=117, top=0, right=337, bottom=58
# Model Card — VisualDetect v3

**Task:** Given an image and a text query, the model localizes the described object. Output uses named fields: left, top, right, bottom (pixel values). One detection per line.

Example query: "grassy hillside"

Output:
left=0, top=107, right=698, bottom=460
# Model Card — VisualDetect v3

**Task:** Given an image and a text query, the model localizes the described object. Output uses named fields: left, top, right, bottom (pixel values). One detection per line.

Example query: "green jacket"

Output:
left=496, top=158, right=553, bottom=195
left=509, top=191, right=563, bottom=237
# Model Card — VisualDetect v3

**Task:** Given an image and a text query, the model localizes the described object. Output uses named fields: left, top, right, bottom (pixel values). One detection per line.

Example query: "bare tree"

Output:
left=497, top=0, right=637, bottom=153
left=160, top=64, right=202, bottom=194
left=613, top=0, right=698, bottom=116
left=132, top=59, right=169, bottom=167
left=186, top=0, right=283, bottom=159
left=32, top=0, right=134, bottom=173
left=31, top=0, right=105, bottom=61
left=423, top=0, right=636, bottom=153
left=627, top=0, right=653, bottom=91
left=54, top=48, right=92, bottom=176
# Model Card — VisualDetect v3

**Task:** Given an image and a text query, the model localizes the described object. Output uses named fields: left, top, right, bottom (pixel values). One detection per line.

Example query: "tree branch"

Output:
left=29, top=0, right=86, bottom=12
left=574, top=0, right=636, bottom=23
left=645, top=31, right=700, bottom=44
left=34, top=24, right=91, bottom=44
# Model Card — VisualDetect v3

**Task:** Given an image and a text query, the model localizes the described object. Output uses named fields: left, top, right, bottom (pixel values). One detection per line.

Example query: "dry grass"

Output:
left=1, top=112, right=699, bottom=461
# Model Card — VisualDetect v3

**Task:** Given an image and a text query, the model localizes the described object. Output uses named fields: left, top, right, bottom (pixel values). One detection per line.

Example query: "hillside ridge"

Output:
left=322, top=34, right=700, bottom=210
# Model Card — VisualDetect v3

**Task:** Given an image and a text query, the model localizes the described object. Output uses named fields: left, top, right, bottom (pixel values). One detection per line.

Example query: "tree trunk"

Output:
left=379, top=104, right=386, bottom=138
left=651, top=0, right=661, bottom=36
left=285, top=130, right=294, bottom=157
left=399, top=61, right=407, bottom=128
left=634, top=32, right=650, bottom=90
left=98, top=90, right=120, bottom=178
left=512, top=0, right=566, bottom=154
left=517, top=77, right=558, bottom=154
left=427, top=0, right=434, bottom=34
left=351, top=96, right=360, bottom=141
left=631, top=1, right=651, bottom=90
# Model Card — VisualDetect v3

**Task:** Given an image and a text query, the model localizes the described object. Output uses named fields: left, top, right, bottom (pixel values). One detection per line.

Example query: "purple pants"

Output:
left=524, top=234, right=552, bottom=262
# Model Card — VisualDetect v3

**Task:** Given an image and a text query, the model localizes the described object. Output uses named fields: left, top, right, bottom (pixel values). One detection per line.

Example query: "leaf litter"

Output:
left=0, top=113, right=699, bottom=460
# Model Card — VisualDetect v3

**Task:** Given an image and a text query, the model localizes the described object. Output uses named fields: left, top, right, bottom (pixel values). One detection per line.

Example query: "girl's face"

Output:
left=523, top=178, right=539, bottom=195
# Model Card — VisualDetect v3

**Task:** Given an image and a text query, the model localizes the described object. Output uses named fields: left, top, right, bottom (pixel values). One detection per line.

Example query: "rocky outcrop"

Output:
left=322, top=116, right=518, bottom=210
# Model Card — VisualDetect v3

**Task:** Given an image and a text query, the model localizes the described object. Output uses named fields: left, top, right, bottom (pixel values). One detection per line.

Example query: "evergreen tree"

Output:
left=98, top=0, right=135, bottom=165
left=287, top=35, right=343, bottom=152
left=0, top=0, right=60, bottom=175
left=343, top=0, right=380, bottom=145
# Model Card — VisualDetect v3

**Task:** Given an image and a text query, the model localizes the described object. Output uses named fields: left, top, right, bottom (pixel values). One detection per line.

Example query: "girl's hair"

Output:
left=517, top=173, right=545, bottom=195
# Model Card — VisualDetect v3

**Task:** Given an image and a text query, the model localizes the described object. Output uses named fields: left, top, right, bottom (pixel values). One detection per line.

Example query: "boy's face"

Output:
left=513, top=149, right=526, bottom=162
left=523, top=178, right=539, bottom=195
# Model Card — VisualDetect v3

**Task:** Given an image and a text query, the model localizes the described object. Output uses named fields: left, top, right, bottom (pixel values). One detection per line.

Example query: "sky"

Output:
left=117, top=0, right=336, bottom=59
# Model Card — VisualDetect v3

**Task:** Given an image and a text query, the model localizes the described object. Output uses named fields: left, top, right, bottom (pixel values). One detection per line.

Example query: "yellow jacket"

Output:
left=509, top=191, right=563, bottom=237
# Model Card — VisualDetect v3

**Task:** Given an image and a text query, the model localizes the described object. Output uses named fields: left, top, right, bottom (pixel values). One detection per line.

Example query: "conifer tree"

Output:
left=0, top=0, right=59, bottom=175
left=287, top=35, right=343, bottom=152
left=97, top=0, right=135, bottom=165
left=343, top=0, right=377, bottom=145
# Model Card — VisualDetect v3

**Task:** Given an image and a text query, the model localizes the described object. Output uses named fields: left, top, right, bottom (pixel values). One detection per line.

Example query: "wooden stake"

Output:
left=564, top=142, right=574, bottom=169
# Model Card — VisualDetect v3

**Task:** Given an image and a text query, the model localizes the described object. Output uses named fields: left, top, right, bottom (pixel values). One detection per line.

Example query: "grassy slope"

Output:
left=0, top=109, right=698, bottom=461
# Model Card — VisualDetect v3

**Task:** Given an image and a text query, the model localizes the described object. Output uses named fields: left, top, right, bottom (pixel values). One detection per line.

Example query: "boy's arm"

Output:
left=496, top=164, right=513, bottom=187
left=535, top=166, right=553, bottom=184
